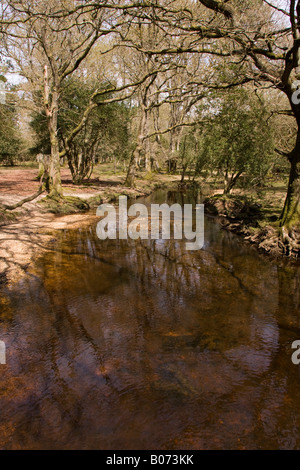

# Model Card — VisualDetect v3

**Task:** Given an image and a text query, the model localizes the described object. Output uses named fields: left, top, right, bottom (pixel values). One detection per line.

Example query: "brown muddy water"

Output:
left=0, top=190, right=299, bottom=450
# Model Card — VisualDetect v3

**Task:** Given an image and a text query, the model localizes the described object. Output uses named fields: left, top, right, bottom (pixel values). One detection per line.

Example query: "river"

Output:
left=0, top=189, right=299, bottom=449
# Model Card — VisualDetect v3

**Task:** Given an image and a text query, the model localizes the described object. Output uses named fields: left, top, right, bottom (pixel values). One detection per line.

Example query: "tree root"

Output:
left=0, top=187, right=45, bottom=211
left=279, top=225, right=300, bottom=257
left=38, top=194, right=90, bottom=214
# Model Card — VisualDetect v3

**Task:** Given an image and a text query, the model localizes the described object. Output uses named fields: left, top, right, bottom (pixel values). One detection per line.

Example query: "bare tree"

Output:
left=117, top=0, right=299, bottom=250
left=0, top=0, right=123, bottom=197
left=194, top=0, right=299, bottom=248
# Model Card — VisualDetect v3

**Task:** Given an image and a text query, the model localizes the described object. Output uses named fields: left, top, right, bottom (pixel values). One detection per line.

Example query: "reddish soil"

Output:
left=0, top=167, right=122, bottom=197
left=0, top=168, right=41, bottom=195
left=0, top=166, right=158, bottom=284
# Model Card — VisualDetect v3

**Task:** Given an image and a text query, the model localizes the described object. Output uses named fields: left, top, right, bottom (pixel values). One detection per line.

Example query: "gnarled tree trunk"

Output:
left=278, top=113, right=300, bottom=255
left=280, top=143, right=300, bottom=229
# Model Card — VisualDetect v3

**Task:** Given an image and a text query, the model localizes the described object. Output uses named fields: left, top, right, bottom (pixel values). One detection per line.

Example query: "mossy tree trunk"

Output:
left=279, top=142, right=300, bottom=229
left=277, top=107, right=300, bottom=256
left=279, top=96, right=300, bottom=231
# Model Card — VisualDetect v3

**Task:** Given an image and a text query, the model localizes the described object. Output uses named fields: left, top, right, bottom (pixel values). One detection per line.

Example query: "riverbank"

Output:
left=0, top=165, right=179, bottom=284
left=204, top=191, right=300, bottom=259
left=0, top=166, right=298, bottom=284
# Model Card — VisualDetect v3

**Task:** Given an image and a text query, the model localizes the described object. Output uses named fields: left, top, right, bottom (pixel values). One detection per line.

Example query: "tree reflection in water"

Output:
left=0, top=190, right=299, bottom=450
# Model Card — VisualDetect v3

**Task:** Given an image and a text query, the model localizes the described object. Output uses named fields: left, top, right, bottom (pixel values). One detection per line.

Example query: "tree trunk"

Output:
left=223, top=170, right=242, bottom=195
left=181, top=164, right=188, bottom=183
left=275, top=115, right=300, bottom=255
left=280, top=151, right=300, bottom=229
left=125, top=144, right=141, bottom=187
left=145, top=143, right=151, bottom=173
left=125, top=107, right=147, bottom=187
left=48, top=121, right=62, bottom=197
left=279, top=94, right=300, bottom=231
left=144, top=111, right=151, bottom=172
left=223, top=172, right=232, bottom=195
left=44, top=66, right=62, bottom=198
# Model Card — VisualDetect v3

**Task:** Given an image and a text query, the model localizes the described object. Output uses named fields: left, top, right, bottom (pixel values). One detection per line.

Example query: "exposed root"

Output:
left=279, top=225, right=300, bottom=257
left=0, top=187, right=45, bottom=211
left=204, top=195, right=300, bottom=258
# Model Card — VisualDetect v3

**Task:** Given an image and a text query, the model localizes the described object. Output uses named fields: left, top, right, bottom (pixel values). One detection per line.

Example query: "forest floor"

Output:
left=0, top=164, right=180, bottom=284
left=0, top=164, right=177, bottom=208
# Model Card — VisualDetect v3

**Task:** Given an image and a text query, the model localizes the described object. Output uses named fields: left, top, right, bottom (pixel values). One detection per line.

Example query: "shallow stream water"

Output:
left=0, top=190, right=299, bottom=449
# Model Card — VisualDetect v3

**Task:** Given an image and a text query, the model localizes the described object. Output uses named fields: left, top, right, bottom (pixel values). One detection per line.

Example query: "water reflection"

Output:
left=0, top=190, right=299, bottom=449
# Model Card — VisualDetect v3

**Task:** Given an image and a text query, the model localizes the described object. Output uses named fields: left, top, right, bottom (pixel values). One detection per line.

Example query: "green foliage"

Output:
left=30, top=109, right=50, bottom=155
left=30, top=77, right=132, bottom=182
left=198, top=88, right=275, bottom=193
left=178, top=127, right=210, bottom=181
left=0, top=100, right=21, bottom=165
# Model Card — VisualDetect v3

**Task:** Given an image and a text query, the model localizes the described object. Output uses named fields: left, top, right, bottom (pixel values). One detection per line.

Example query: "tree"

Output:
left=106, top=0, right=298, bottom=250
left=0, top=84, right=21, bottom=165
left=121, top=20, right=168, bottom=187
left=178, top=132, right=195, bottom=182
left=193, top=0, right=300, bottom=231
left=119, top=11, right=207, bottom=186
left=60, top=78, right=131, bottom=184
left=199, top=88, right=275, bottom=194
left=158, top=0, right=299, bottom=247
left=0, top=0, right=120, bottom=196
left=30, top=77, right=132, bottom=184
